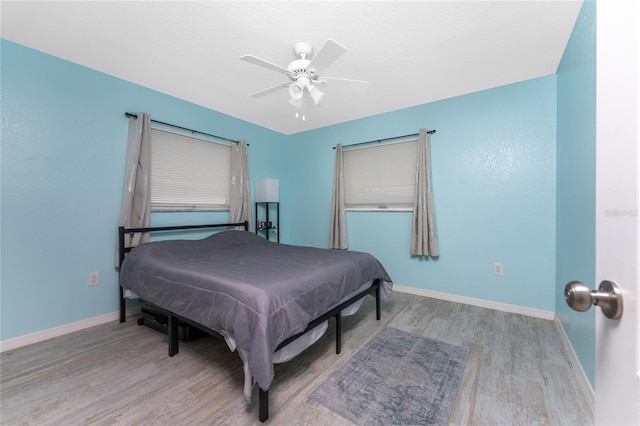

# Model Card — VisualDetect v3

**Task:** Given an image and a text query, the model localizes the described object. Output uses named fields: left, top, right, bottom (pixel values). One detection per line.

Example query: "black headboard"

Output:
left=117, top=221, right=249, bottom=322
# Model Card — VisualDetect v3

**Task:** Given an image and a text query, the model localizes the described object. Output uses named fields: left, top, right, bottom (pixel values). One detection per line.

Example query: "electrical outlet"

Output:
left=88, top=272, right=100, bottom=286
left=493, top=263, right=504, bottom=276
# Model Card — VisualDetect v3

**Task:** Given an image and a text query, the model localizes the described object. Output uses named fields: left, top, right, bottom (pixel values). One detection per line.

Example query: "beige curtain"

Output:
left=229, top=140, right=251, bottom=231
left=330, top=143, right=348, bottom=249
left=410, top=129, right=439, bottom=256
left=116, top=112, right=151, bottom=266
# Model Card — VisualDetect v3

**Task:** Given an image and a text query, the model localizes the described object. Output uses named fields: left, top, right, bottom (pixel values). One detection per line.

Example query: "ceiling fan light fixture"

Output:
left=288, top=82, right=305, bottom=100
left=242, top=40, right=366, bottom=116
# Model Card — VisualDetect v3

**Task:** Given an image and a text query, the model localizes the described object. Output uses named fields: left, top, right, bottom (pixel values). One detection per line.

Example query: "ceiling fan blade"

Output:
left=322, top=77, right=369, bottom=94
left=240, top=54, right=289, bottom=74
left=307, top=39, right=347, bottom=71
left=248, top=83, right=288, bottom=98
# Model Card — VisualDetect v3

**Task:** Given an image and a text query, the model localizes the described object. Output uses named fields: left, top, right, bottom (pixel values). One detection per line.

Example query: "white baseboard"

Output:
left=0, top=306, right=141, bottom=353
left=393, top=284, right=556, bottom=320
left=553, top=313, right=596, bottom=412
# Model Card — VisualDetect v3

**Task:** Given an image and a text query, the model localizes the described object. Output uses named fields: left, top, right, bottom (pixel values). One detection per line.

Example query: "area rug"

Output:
left=309, top=327, right=468, bottom=425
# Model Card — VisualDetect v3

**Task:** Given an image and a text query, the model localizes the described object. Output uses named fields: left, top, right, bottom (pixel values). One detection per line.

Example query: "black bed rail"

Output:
left=275, top=279, right=381, bottom=352
left=118, top=221, right=249, bottom=322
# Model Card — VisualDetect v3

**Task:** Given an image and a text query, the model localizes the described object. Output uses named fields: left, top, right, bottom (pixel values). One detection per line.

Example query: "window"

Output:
left=151, top=127, right=230, bottom=211
left=343, top=139, right=417, bottom=211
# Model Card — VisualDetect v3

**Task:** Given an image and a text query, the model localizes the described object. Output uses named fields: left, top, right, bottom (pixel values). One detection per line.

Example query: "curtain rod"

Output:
left=333, top=130, right=436, bottom=150
left=124, top=112, right=244, bottom=145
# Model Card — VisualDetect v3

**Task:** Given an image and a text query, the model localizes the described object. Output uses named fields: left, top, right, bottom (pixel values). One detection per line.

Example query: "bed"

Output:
left=118, top=222, right=392, bottom=422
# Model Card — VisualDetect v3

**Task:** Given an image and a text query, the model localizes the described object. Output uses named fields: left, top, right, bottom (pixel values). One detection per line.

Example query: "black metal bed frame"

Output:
left=117, top=222, right=382, bottom=422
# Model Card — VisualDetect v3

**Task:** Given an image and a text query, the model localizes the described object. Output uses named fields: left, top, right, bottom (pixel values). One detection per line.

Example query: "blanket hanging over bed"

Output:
left=120, top=230, right=392, bottom=391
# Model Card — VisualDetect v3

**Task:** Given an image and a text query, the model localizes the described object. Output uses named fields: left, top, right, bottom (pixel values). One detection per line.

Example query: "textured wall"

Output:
left=555, top=0, right=596, bottom=387
left=0, top=40, right=287, bottom=340
left=2, top=31, right=582, bottom=344
left=287, top=76, right=557, bottom=312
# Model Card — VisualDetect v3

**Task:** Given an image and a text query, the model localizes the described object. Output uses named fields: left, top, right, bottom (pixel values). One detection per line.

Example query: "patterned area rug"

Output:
left=310, top=327, right=468, bottom=425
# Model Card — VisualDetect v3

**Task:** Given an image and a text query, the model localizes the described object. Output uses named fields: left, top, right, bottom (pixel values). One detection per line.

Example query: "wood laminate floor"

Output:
left=0, top=292, right=593, bottom=425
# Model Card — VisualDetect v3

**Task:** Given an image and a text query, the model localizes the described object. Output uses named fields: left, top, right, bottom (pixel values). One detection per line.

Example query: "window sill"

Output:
left=152, top=206, right=230, bottom=212
left=345, top=207, right=412, bottom=212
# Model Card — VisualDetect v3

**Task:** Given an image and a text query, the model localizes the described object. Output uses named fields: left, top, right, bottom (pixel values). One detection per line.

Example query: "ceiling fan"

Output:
left=240, top=39, right=368, bottom=111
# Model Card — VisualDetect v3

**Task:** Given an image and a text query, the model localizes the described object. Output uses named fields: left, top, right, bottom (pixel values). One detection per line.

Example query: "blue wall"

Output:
left=0, top=40, right=288, bottom=340
left=287, top=77, right=557, bottom=312
left=3, top=25, right=582, bottom=365
left=556, top=0, right=596, bottom=387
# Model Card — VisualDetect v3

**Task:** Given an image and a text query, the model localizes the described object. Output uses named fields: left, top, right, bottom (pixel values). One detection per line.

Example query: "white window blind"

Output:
left=151, top=127, right=230, bottom=211
left=343, top=139, right=417, bottom=210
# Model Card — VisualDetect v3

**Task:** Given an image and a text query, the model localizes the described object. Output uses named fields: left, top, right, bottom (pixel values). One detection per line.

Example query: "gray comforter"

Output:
left=120, top=230, right=392, bottom=391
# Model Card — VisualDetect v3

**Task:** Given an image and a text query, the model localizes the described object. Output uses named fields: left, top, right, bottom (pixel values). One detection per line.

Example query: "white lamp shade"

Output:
left=255, top=178, right=279, bottom=203
left=288, top=82, right=304, bottom=100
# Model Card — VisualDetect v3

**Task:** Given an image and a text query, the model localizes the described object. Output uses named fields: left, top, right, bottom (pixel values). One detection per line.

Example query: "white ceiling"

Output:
left=1, top=1, right=583, bottom=135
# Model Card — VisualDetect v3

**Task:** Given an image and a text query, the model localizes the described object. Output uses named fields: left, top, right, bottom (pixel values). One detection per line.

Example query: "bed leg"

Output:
left=375, top=283, right=381, bottom=321
left=168, top=314, right=179, bottom=357
left=119, top=286, right=126, bottom=323
left=259, top=387, right=269, bottom=422
left=335, top=312, right=342, bottom=354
